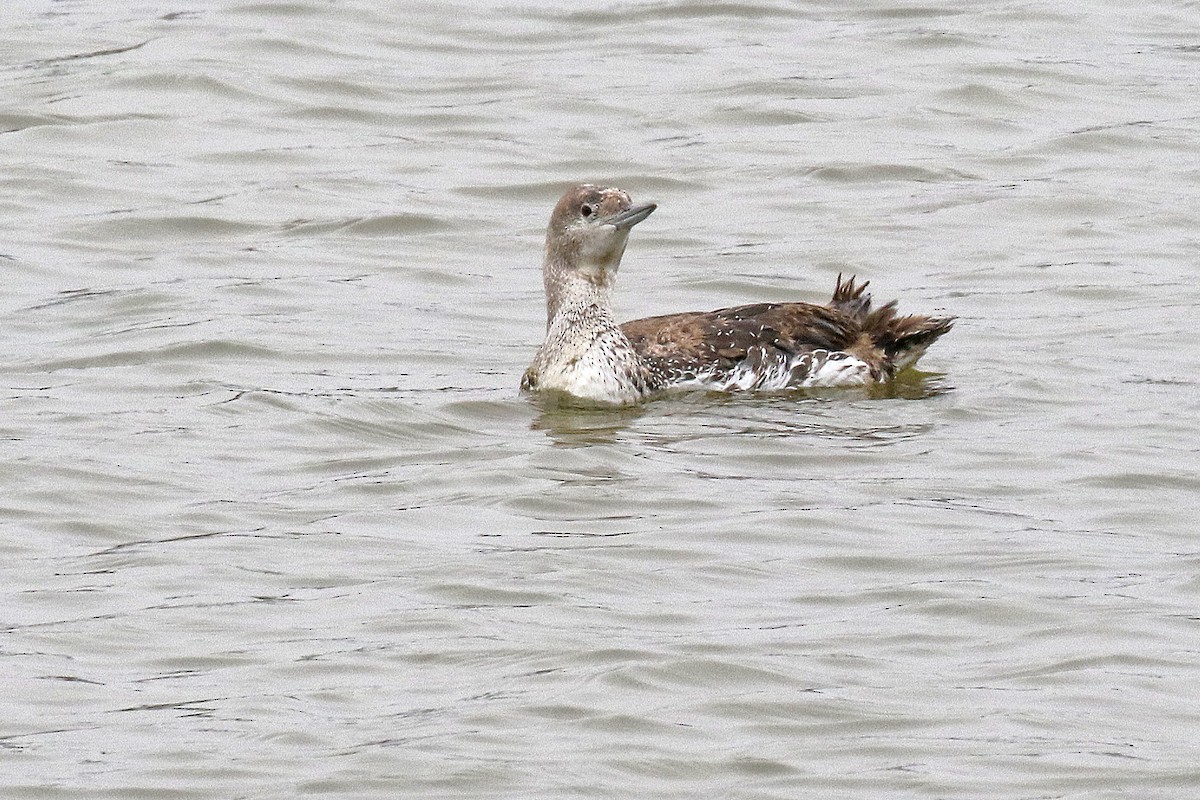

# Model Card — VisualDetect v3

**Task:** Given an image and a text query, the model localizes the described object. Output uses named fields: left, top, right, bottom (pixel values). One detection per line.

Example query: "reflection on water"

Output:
left=528, top=369, right=950, bottom=445
left=863, top=368, right=952, bottom=400
left=526, top=391, right=647, bottom=446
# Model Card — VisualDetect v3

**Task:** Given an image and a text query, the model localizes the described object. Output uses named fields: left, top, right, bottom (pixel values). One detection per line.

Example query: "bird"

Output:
left=521, top=184, right=954, bottom=405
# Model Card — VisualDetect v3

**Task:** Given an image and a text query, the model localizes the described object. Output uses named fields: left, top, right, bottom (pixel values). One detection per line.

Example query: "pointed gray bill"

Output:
left=605, top=203, right=657, bottom=229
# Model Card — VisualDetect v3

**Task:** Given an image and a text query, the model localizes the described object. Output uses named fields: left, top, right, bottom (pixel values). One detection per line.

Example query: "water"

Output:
left=3, top=1, right=1199, bottom=797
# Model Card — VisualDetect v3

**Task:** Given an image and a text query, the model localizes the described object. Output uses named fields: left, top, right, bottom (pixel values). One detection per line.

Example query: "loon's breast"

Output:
left=530, top=354, right=644, bottom=405
left=523, top=320, right=651, bottom=405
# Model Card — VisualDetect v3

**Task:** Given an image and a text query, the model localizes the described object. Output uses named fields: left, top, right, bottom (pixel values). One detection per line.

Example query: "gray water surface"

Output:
left=3, top=2, right=1199, bottom=798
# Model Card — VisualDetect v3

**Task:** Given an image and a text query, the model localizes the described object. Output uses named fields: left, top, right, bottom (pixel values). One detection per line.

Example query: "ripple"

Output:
left=4, top=1, right=1199, bottom=797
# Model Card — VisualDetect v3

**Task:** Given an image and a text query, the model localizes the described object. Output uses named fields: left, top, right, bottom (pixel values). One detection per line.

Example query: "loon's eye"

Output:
left=580, top=203, right=593, bottom=218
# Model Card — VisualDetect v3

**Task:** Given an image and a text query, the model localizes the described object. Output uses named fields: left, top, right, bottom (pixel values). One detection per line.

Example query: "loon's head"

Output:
left=544, top=184, right=656, bottom=285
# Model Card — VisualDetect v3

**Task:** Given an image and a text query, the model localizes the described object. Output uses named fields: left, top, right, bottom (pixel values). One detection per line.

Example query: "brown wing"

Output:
left=620, top=277, right=954, bottom=386
left=620, top=302, right=866, bottom=380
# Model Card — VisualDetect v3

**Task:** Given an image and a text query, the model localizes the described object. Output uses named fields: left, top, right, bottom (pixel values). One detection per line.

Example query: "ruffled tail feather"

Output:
left=831, top=273, right=955, bottom=373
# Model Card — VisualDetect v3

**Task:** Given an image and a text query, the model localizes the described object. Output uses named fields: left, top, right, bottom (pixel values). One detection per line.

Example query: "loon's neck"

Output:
left=542, top=252, right=619, bottom=329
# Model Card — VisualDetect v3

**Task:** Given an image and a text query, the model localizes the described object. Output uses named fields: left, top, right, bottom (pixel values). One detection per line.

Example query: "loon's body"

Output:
left=522, top=185, right=954, bottom=405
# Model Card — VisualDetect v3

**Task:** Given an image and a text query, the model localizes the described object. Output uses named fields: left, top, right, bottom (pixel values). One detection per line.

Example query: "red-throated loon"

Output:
left=521, top=184, right=954, bottom=405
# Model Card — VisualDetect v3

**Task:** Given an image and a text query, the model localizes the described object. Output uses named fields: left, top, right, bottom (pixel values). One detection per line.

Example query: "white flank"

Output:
left=675, top=348, right=872, bottom=393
